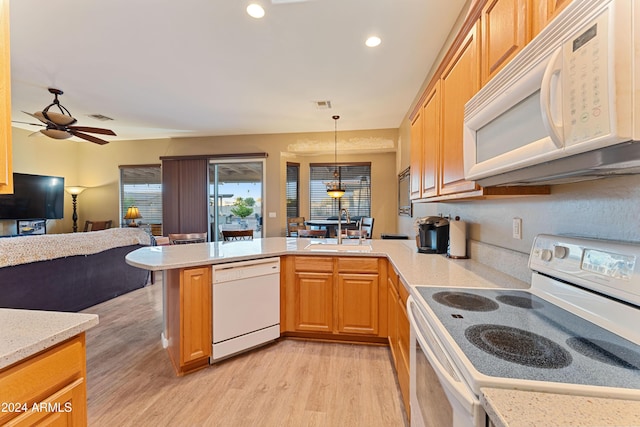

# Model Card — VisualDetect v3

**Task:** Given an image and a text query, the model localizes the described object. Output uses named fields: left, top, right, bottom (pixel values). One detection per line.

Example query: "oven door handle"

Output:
left=408, top=297, right=479, bottom=414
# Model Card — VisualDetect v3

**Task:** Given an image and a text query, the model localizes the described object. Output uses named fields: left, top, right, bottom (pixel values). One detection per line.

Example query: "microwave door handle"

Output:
left=540, top=47, right=564, bottom=148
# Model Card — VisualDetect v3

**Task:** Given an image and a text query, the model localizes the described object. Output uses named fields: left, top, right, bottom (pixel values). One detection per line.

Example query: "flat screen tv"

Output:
left=0, top=173, right=65, bottom=220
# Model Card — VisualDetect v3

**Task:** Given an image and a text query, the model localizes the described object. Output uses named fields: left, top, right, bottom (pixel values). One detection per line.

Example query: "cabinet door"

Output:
left=0, top=0, right=12, bottom=194
left=294, top=271, right=333, bottom=333
left=397, top=285, right=411, bottom=418
left=8, top=378, right=85, bottom=426
left=481, top=0, right=528, bottom=84
left=337, top=273, right=379, bottom=335
left=181, top=266, right=212, bottom=365
left=530, top=0, right=549, bottom=40
left=547, top=0, right=571, bottom=20
left=409, top=110, right=423, bottom=200
left=439, top=23, right=480, bottom=196
left=387, top=277, right=399, bottom=367
left=421, top=81, right=440, bottom=198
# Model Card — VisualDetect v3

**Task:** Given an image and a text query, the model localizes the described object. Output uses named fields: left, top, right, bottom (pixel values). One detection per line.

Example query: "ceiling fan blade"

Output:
left=12, top=120, right=45, bottom=127
left=28, top=131, right=44, bottom=137
left=22, top=110, right=51, bottom=125
left=67, top=126, right=116, bottom=136
left=71, top=131, right=110, bottom=145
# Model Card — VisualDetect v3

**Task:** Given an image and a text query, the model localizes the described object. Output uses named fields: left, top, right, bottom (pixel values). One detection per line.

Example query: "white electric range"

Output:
left=408, top=234, right=640, bottom=427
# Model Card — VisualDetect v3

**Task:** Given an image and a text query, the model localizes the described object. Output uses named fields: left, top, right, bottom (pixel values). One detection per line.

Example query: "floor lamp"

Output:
left=65, top=186, right=86, bottom=232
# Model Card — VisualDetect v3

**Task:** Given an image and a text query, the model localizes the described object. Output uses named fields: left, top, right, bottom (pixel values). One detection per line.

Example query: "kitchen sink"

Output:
left=303, top=242, right=373, bottom=252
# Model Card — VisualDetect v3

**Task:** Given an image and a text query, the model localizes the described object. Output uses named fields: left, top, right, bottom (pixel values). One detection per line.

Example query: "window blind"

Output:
left=286, top=163, right=300, bottom=218
left=119, top=165, right=162, bottom=226
left=309, top=163, right=371, bottom=220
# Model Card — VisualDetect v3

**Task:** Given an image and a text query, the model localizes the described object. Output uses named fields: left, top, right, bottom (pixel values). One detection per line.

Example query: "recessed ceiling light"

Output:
left=365, top=36, right=382, bottom=47
left=246, top=4, right=265, bottom=19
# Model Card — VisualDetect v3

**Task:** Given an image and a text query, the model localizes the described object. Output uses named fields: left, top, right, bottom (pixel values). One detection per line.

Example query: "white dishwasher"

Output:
left=211, top=257, right=280, bottom=362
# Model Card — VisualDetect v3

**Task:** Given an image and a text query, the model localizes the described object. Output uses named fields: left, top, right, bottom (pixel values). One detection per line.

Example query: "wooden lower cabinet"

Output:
left=0, top=335, right=88, bottom=426
left=283, top=256, right=387, bottom=340
left=397, top=288, right=411, bottom=418
left=387, top=261, right=411, bottom=420
left=337, top=272, right=379, bottom=335
left=166, top=266, right=212, bottom=376
left=294, top=270, right=334, bottom=333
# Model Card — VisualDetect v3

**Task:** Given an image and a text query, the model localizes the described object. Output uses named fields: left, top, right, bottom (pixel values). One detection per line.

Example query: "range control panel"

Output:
left=529, top=234, right=640, bottom=305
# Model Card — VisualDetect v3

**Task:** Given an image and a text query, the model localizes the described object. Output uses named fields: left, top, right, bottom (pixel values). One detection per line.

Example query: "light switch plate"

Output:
left=512, top=218, right=522, bottom=239
left=268, top=212, right=276, bottom=218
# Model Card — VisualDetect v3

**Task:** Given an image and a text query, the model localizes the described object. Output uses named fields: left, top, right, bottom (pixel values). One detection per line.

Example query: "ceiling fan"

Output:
left=13, top=88, right=116, bottom=145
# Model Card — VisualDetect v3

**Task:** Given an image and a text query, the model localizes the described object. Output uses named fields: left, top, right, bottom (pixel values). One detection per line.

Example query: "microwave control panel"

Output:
left=562, top=8, right=611, bottom=145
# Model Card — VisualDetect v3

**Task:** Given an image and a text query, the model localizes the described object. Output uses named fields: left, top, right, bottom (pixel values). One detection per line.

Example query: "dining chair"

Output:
left=298, top=228, right=327, bottom=238
left=359, top=217, right=374, bottom=238
left=168, top=232, right=207, bottom=244
left=222, top=229, right=254, bottom=241
left=83, top=220, right=113, bottom=232
left=287, top=217, right=306, bottom=237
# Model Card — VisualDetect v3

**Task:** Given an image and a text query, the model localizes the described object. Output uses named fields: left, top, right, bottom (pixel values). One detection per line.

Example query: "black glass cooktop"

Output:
left=415, top=287, right=640, bottom=390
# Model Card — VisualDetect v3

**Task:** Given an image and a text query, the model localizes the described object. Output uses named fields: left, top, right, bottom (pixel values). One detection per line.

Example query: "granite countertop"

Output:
left=125, top=237, right=530, bottom=290
left=0, top=309, right=99, bottom=369
left=482, top=387, right=640, bottom=427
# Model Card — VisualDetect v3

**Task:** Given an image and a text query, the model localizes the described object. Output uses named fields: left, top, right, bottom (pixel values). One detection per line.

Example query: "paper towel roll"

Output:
left=448, top=219, right=467, bottom=258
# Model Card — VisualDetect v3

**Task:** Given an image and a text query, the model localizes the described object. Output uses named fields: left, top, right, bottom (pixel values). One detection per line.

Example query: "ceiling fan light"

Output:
left=35, top=111, right=76, bottom=126
left=41, top=129, right=73, bottom=140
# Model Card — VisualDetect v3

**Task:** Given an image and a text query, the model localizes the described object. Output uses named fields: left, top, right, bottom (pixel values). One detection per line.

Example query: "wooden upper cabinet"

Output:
left=0, top=0, right=13, bottom=195
left=421, top=81, right=440, bottom=198
left=481, top=0, right=529, bottom=85
left=547, top=0, right=571, bottom=20
left=409, top=110, right=423, bottom=200
left=439, top=23, right=480, bottom=196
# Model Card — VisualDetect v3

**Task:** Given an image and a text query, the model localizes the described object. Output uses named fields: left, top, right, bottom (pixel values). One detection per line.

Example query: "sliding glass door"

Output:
left=209, top=159, right=265, bottom=242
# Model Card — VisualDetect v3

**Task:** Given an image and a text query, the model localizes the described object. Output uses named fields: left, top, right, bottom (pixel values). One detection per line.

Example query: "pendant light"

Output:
left=326, top=115, right=345, bottom=198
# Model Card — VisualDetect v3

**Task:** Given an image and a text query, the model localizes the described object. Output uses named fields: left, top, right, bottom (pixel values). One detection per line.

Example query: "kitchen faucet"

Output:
left=337, top=208, right=350, bottom=244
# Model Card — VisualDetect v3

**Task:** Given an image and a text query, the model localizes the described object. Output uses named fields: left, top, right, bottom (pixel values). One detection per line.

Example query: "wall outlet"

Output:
left=512, top=217, right=522, bottom=239
left=268, top=212, right=276, bottom=218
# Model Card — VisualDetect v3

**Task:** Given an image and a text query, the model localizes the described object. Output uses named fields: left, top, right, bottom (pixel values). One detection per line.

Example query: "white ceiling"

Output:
left=9, top=0, right=467, bottom=142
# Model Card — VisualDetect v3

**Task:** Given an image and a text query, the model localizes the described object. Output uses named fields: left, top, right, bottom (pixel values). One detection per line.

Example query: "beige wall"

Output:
left=5, top=127, right=399, bottom=238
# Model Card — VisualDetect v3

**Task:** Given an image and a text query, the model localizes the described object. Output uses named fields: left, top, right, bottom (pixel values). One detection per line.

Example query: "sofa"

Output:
left=0, top=228, right=152, bottom=312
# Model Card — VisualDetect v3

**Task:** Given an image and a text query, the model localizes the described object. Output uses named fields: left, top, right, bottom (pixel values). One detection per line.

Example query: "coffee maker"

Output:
left=416, top=216, right=449, bottom=254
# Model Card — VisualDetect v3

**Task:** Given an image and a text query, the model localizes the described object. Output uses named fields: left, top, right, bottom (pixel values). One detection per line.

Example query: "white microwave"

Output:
left=463, top=0, right=640, bottom=186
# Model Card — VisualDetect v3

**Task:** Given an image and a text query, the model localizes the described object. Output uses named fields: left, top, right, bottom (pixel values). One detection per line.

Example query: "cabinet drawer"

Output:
left=294, top=256, right=333, bottom=272
left=0, top=335, right=85, bottom=425
left=336, top=257, right=378, bottom=273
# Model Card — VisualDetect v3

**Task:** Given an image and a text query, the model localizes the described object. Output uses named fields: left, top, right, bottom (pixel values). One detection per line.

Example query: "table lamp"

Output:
left=124, top=206, right=142, bottom=227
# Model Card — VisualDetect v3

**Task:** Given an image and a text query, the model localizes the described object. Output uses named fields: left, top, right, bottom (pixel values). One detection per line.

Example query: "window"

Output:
left=286, top=163, right=300, bottom=218
left=309, top=163, right=371, bottom=220
left=119, top=165, right=162, bottom=226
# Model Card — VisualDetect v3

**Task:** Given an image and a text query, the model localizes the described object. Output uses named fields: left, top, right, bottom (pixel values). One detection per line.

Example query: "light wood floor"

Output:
left=82, top=280, right=408, bottom=426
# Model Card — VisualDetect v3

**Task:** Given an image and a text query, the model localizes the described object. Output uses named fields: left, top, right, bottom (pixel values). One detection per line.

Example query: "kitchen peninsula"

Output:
left=125, top=237, right=640, bottom=426
left=125, top=237, right=526, bottom=376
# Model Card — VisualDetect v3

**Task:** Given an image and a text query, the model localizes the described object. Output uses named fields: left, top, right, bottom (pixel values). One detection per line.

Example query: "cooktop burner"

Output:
left=495, top=294, right=543, bottom=309
left=432, top=291, right=499, bottom=312
left=465, top=324, right=572, bottom=368
left=414, top=287, right=640, bottom=391
left=566, top=337, right=640, bottom=370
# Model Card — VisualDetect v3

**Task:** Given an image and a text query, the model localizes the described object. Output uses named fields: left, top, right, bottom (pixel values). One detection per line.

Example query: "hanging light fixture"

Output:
left=326, top=115, right=346, bottom=198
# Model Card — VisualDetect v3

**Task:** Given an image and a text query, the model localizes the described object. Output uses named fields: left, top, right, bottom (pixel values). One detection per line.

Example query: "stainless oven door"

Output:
left=408, top=296, right=484, bottom=427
